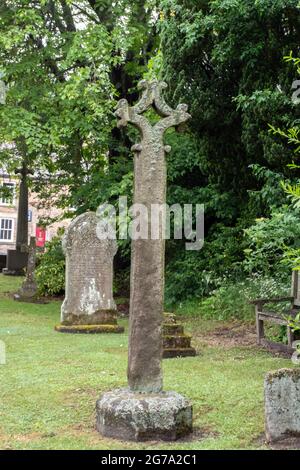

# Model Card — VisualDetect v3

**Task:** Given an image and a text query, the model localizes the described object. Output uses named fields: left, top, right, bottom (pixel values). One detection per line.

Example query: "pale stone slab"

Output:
left=265, top=368, right=300, bottom=442
left=61, top=211, right=118, bottom=326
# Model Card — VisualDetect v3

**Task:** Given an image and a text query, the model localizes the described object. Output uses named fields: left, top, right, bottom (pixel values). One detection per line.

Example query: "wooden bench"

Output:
left=250, top=272, right=300, bottom=353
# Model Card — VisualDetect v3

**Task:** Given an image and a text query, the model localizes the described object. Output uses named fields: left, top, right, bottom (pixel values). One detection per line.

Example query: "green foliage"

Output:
left=288, top=311, right=300, bottom=332
left=243, top=207, right=300, bottom=275
left=35, top=236, right=65, bottom=297
left=173, top=274, right=291, bottom=321
left=0, top=1, right=158, bottom=212
left=165, top=223, right=245, bottom=304
left=209, top=275, right=291, bottom=320
left=247, top=164, right=289, bottom=211
left=267, top=54, right=300, bottom=276
left=2, top=1, right=300, bottom=306
left=158, top=0, right=300, bottom=302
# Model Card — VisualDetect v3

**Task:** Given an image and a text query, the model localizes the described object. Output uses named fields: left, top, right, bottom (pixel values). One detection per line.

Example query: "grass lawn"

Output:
left=0, top=274, right=297, bottom=450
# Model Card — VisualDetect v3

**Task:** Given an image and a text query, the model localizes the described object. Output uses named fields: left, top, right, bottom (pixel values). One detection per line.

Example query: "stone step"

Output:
left=163, top=323, right=184, bottom=335
left=163, top=348, right=197, bottom=359
left=163, top=312, right=177, bottom=323
left=163, top=334, right=192, bottom=349
left=162, top=312, right=197, bottom=359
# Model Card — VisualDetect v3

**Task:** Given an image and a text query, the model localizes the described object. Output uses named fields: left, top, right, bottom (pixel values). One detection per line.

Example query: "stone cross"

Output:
left=58, top=211, right=123, bottom=333
left=96, top=82, right=192, bottom=441
left=115, top=80, right=190, bottom=393
left=14, top=236, right=38, bottom=301
left=15, top=161, right=34, bottom=252
left=25, top=235, right=37, bottom=284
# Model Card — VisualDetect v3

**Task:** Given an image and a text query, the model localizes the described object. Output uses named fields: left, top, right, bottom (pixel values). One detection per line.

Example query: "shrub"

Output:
left=173, top=274, right=291, bottom=321
left=209, top=275, right=291, bottom=320
left=35, top=235, right=65, bottom=297
left=165, top=224, right=244, bottom=304
left=243, top=207, right=300, bottom=276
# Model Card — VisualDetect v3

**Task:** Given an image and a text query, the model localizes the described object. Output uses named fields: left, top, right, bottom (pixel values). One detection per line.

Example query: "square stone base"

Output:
left=14, top=293, right=47, bottom=304
left=96, top=388, right=193, bottom=441
left=3, top=249, right=28, bottom=275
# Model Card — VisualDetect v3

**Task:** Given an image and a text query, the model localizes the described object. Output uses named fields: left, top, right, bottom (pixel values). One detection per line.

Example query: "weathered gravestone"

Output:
left=96, top=80, right=193, bottom=441
left=55, top=211, right=124, bottom=334
left=265, top=368, right=300, bottom=443
left=14, top=236, right=38, bottom=302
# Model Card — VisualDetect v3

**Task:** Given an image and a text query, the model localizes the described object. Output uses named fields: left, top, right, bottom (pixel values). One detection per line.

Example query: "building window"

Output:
left=0, top=218, right=14, bottom=242
left=0, top=182, right=15, bottom=205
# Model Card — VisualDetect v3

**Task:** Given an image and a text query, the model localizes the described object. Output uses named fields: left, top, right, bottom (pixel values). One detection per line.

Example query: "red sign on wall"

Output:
left=36, top=227, right=46, bottom=247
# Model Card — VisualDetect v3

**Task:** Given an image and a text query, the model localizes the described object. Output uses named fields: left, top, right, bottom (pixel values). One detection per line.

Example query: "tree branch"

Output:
left=72, top=2, right=100, bottom=24
left=59, top=0, right=77, bottom=32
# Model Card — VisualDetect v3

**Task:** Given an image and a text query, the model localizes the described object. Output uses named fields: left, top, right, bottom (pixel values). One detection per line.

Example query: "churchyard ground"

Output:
left=0, top=274, right=297, bottom=450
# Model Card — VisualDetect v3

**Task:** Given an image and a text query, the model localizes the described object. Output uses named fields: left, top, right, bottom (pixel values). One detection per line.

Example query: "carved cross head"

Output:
left=115, top=80, right=191, bottom=149
left=15, top=164, right=34, bottom=179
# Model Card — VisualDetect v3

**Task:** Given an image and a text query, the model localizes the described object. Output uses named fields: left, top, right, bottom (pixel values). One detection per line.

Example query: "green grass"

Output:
left=0, top=274, right=297, bottom=450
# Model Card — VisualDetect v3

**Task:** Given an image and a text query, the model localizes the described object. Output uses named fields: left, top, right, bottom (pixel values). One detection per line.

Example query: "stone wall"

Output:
left=0, top=174, right=70, bottom=255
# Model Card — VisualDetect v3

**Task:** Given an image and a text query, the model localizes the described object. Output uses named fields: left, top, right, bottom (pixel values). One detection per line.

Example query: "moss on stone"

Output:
left=163, top=324, right=184, bottom=335
left=163, top=313, right=177, bottom=323
left=61, top=309, right=118, bottom=326
left=55, top=324, right=124, bottom=334
left=163, top=334, right=191, bottom=339
left=163, top=334, right=192, bottom=349
left=163, top=348, right=197, bottom=358
left=265, top=368, right=300, bottom=385
left=162, top=312, right=196, bottom=358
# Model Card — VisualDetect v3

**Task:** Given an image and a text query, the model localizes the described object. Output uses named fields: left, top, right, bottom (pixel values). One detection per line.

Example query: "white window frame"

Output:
left=0, top=182, right=16, bottom=206
left=0, top=218, right=14, bottom=242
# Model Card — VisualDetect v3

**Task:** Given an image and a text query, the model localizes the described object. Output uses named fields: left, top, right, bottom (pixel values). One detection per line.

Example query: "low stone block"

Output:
left=55, top=324, right=124, bottom=334
left=3, top=249, right=28, bottom=276
left=163, top=348, right=197, bottom=359
left=13, top=294, right=47, bottom=304
left=164, top=313, right=177, bottom=323
left=96, top=388, right=193, bottom=441
left=163, top=334, right=192, bottom=349
left=265, top=368, right=300, bottom=443
left=163, top=323, right=184, bottom=335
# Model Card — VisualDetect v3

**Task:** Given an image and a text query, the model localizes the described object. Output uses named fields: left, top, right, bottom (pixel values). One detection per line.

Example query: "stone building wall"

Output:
left=0, top=174, right=70, bottom=255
